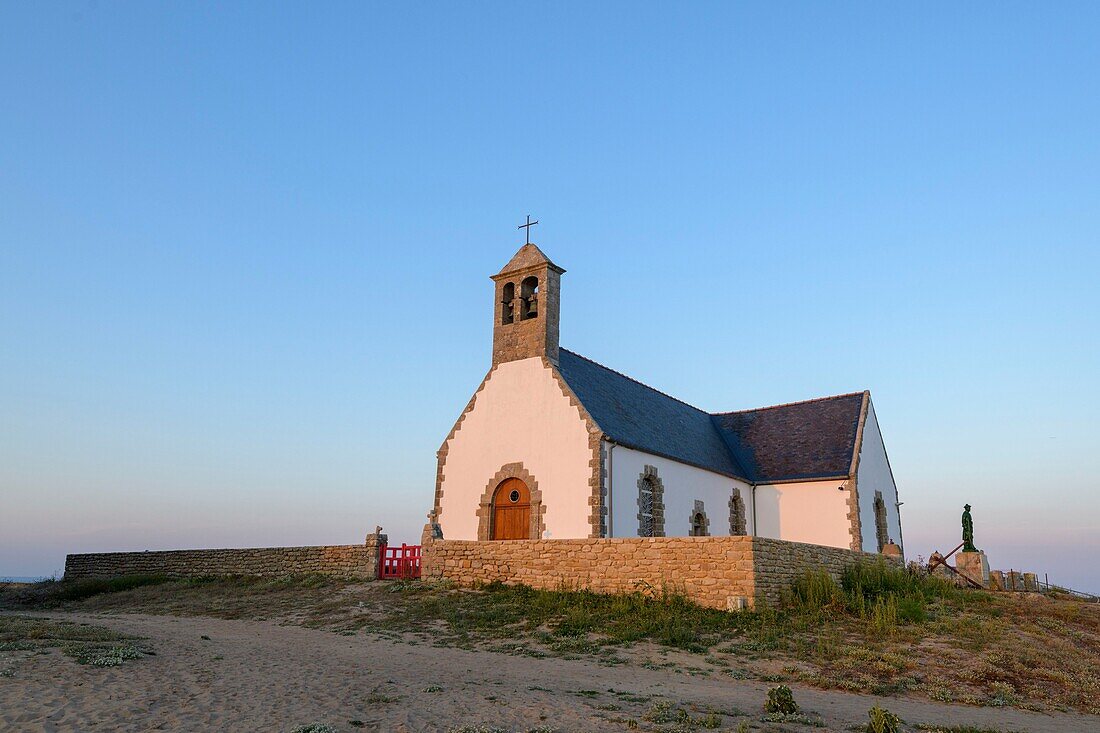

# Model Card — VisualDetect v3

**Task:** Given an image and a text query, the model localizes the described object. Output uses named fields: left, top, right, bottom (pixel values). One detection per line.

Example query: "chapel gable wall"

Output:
left=436, top=357, right=596, bottom=541
left=753, top=479, right=852, bottom=549
left=855, top=400, right=904, bottom=556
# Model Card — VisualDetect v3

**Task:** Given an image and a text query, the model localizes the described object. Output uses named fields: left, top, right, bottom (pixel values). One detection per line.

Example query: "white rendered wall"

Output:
left=753, top=480, right=851, bottom=549
left=607, top=445, right=754, bottom=538
left=438, top=357, right=594, bottom=540
left=856, top=400, right=904, bottom=555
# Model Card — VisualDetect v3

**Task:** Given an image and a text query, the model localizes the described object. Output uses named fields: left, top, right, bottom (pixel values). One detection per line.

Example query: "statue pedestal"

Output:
left=956, top=551, right=990, bottom=588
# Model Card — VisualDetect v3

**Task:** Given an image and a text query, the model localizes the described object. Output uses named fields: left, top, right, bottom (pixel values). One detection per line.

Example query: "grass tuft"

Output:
left=867, top=705, right=902, bottom=733
left=2, top=575, right=169, bottom=606
left=4, top=563, right=1097, bottom=716
left=0, top=615, right=151, bottom=669
left=786, top=561, right=962, bottom=634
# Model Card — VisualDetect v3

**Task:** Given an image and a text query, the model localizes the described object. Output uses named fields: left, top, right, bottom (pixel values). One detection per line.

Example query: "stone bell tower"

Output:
left=490, top=243, right=564, bottom=366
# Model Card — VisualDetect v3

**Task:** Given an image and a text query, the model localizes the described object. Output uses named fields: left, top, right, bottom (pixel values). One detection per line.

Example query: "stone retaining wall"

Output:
left=750, top=536, right=885, bottom=605
left=64, top=529, right=387, bottom=581
left=422, top=535, right=884, bottom=609
left=423, top=536, right=755, bottom=608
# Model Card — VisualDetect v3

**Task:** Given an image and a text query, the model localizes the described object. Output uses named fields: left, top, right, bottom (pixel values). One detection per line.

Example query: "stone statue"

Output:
left=961, top=504, right=976, bottom=552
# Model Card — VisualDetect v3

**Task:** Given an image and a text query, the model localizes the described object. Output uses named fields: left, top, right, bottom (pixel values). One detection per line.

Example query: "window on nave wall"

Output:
left=874, top=490, right=889, bottom=552
left=729, top=489, right=747, bottom=536
left=636, top=465, right=665, bottom=537
left=638, top=478, right=655, bottom=536
left=689, top=499, right=709, bottom=537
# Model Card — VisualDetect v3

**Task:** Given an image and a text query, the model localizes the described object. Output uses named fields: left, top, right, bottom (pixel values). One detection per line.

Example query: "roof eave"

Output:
left=848, top=391, right=872, bottom=478
left=752, top=474, right=851, bottom=485
left=603, top=435, right=751, bottom=484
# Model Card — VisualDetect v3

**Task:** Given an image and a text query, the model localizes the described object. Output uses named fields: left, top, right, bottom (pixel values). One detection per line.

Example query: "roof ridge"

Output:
left=559, top=348, right=711, bottom=415
left=712, top=390, right=867, bottom=416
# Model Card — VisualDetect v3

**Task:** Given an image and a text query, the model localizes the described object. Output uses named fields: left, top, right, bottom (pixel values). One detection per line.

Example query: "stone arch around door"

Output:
left=476, top=462, right=545, bottom=541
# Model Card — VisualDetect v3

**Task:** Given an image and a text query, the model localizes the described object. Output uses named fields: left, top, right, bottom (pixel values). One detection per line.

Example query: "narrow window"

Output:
left=689, top=499, right=709, bottom=537
left=501, top=282, right=515, bottom=325
left=874, top=491, right=889, bottom=552
left=638, top=476, right=655, bottom=537
left=729, top=489, right=747, bottom=536
left=636, top=465, right=665, bottom=537
left=520, top=276, right=539, bottom=320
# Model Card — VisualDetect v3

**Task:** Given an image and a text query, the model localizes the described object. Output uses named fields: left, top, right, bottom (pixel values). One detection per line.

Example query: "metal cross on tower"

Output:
left=517, top=214, right=539, bottom=244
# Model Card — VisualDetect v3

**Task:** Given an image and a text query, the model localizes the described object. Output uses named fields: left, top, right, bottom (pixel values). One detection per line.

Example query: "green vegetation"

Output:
left=446, top=728, right=562, bottom=733
left=372, top=579, right=759, bottom=652
left=1, top=573, right=341, bottom=620
left=640, top=700, right=722, bottom=729
left=915, top=727, right=1025, bottom=733
left=2, top=574, right=169, bottom=606
left=866, top=706, right=901, bottom=733
left=764, top=684, right=798, bottom=714
left=0, top=615, right=151, bottom=671
left=786, top=561, right=964, bottom=632
left=365, top=689, right=401, bottom=704
left=3, top=561, right=1098, bottom=716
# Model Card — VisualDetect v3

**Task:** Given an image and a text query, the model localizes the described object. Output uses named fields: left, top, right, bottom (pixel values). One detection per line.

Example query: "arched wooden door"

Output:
left=491, top=478, right=531, bottom=540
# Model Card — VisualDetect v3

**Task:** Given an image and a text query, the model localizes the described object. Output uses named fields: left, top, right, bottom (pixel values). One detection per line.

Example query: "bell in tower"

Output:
left=490, top=241, right=564, bottom=366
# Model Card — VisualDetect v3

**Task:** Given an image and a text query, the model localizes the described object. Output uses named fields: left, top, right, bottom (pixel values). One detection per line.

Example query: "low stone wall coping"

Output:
left=64, top=536, right=385, bottom=581
left=422, top=535, right=885, bottom=609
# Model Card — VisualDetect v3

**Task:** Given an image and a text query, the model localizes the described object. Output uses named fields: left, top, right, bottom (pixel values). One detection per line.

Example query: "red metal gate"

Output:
left=378, top=543, right=421, bottom=580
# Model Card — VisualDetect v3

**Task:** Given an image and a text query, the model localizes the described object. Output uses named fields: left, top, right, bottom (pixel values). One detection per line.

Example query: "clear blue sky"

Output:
left=2, top=3, right=1098, bottom=590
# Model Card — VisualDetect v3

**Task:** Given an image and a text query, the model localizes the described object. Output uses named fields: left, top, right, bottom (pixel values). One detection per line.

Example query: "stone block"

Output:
left=956, top=551, right=990, bottom=588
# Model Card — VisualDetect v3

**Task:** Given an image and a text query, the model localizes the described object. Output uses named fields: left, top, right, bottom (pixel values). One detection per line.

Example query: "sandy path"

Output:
left=1, top=612, right=1097, bottom=732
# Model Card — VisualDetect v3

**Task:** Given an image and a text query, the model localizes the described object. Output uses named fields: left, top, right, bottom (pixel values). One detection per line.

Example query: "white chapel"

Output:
left=430, top=243, right=903, bottom=556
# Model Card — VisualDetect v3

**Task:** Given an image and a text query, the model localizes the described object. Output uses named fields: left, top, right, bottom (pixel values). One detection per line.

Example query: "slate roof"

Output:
left=556, top=350, right=745, bottom=477
left=556, top=349, right=866, bottom=484
left=711, top=393, right=865, bottom=482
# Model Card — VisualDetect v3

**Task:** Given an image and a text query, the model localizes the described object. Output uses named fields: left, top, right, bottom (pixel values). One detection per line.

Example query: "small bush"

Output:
left=699, top=711, right=722, bottom=728
left=764, top=684, right=798, bottom=714
left=642, top=700, right=678, bottom=723
left=867, top=706, right=902, bottom=733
